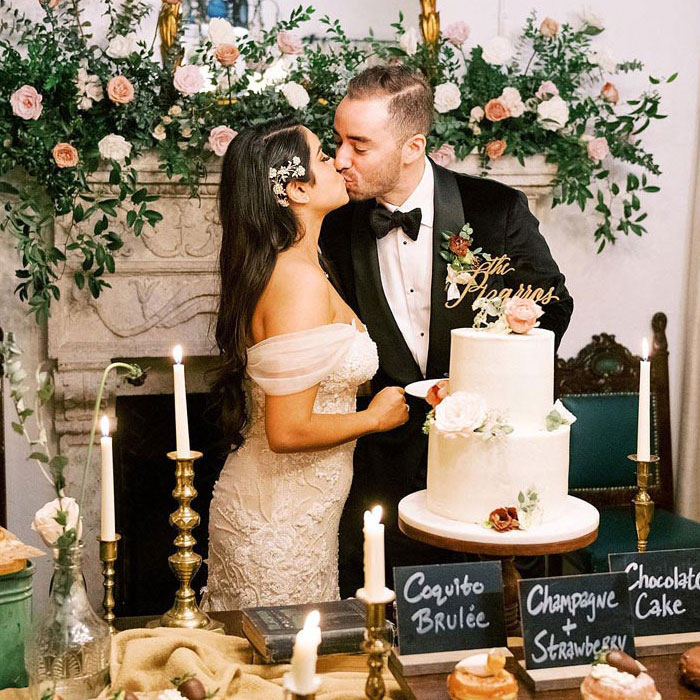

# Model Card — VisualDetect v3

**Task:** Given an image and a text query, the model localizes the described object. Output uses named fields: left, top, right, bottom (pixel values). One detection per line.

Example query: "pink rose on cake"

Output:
left=504, top=297, right=543, bottom=334
left=434, top=392, right=487, bottom=436
left=425, top=380, right=449, bottom=408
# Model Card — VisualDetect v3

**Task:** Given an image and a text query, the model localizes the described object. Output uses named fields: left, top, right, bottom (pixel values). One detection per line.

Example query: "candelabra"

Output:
left=98, top=534, right=120, bottom=632
left=356, top=587, right=395, bottom=700
left=628, top=453, right=660, bottom=552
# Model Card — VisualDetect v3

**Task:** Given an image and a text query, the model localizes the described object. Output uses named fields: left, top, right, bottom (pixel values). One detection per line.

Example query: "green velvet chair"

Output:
left=555, top=312, right=700, bottom=573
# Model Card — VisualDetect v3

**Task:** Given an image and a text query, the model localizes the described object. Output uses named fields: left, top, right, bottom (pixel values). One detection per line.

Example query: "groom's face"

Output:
left=333, top=96, right=404, bottom=201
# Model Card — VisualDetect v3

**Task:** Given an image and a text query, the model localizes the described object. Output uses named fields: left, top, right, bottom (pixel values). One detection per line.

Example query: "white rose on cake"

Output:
left=434, top=392, right=488, bottom=436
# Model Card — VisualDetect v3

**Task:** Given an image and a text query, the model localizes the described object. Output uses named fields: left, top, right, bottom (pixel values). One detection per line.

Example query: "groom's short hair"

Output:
left=346, top=65, right=433, bottom=140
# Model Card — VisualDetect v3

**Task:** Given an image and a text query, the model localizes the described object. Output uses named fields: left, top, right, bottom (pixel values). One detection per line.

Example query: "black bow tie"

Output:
left=369, top=205, right=422, bottom=241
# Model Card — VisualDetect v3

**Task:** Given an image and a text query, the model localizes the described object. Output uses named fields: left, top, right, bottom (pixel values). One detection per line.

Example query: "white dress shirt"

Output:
left=376, top=158, right=434, bottom=377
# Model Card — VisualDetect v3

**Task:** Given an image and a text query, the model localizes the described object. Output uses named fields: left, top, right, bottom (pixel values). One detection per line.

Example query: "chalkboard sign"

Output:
left=393, top=561, right=506, bottom=656
left=609, top=548, right=700, bottom=637
left=519, top=573, right=635, bottom=670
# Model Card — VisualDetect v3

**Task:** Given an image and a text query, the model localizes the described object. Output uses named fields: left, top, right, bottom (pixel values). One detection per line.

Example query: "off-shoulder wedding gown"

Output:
left=205, top=321, right=378, bottom=610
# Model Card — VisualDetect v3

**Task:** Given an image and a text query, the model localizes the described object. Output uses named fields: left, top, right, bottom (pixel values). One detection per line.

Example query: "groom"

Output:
left=320, top=65, right=573, bottom=597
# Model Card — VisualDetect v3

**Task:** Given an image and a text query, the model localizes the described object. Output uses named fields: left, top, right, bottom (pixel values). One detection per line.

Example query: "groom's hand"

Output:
left=367, top=387, right=410, bottom=432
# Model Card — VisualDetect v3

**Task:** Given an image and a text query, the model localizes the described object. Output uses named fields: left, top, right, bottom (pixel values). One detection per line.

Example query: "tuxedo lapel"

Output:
left=425, top=163, right=467, bottom=379
left=350, top=200, right=423, bottom=385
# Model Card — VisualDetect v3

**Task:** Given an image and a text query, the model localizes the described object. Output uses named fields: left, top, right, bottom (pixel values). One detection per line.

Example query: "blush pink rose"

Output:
left=10, top=85, right=43, bottom=120
left=426, top=380, right=450, bottom=408
left=485, top=139, right=507, bottom=160
left=214, top=44, right=240, bottom=67
left=601, top=82, right=619, bottom=104
left=208, top=125, right=237, bottom=156
left=587, top=136, right=610, bottom=162
left=51, top=142, right=79, bottom=168
left=504, top=297, right=543, bottom=334
left=540, top=17, right=559, bottom=37
left=173, top=64, right=204, bottom=97
left=429, top=143, right=456, bottom=167
left=106, top=75, right=135, bottom=105
left=277, top=31, right=303, bottom=55
left=484, top=98, right=511, bottom=122
left=536, top=80, right=559, bottom=99
left=444, top=21, right=470, bottom=46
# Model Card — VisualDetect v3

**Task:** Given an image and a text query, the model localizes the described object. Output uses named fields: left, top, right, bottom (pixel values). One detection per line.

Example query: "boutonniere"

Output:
left=439, top=223, right=493, bottom=302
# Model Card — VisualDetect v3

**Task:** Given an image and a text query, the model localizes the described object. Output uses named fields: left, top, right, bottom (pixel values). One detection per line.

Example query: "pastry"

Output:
left=680, top=646, right=700, bottom=691
left=447, top=649, right=517, bottom=700
left=580, top=649, right=660, bottom=700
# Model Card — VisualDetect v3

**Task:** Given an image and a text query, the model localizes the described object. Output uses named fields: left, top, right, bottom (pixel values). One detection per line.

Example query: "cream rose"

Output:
left=580, top=6, right=604, bottom=30
left=168, top=104, right=182, bottom=117
left=481, top=36, right=514, bottom=66
left=399, top=27, right=419, bottom=56
left=152, top=124, right=167, bottom=141
left=429, top=143, right=455, bottom=167
left=208, top=125, right=237, bottom=156
left=445, top=21, right=470, bottom=46
left=106, top=75, right=135, bottom=105
left=98, top=133, right=132, bottom=161
left=32, top=497, right=82, bottom=547
left=485, top=139, right=507, bottom=160
left=173, top=64, right=204, bottom=97
left=500, top=87, right=525, bottom=117
left=535, top=80, right=559, bottom=100
left=214, top=43, right=240, bottom=67
left=276, top=30, right=303, bottom=55
left=208, top=17, right=237, bottom=46
left=280, top=81, right=310, bottom=109
left=601, top=82, right=619, bottom=104
left=470, top=105, right=484, bottom=122
left=52, top=142, right=79, bottom=168
left=484, top=97, right=511, bottom=122
left=536, top=95, right=569, bottom=131
left=587, top=136, right=610, bottom=163
left=106, top=34, right=138, bottom=59
left=540, top=17, right=559, bottom=37
left=10, top=85, right=43, bottom=120
left=590, top=47, right=617, bottom=73
left=75, top=68, right=104, bottom=110
left=504, top=297, right=543, bottom=334
left=434, top=392, right=488, bottom=435
left=434, top=82, right=461, bottom=113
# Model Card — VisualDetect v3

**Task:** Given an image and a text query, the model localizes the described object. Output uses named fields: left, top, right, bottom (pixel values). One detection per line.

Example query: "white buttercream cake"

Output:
left=425, top=327, right=572, bottom=527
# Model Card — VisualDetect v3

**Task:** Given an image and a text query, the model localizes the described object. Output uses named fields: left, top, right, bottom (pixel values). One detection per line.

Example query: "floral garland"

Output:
left=0, top=2, right=673, bottom=319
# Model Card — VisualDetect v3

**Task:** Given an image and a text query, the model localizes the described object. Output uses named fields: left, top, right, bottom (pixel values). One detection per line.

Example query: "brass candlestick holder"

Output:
left=628, top=453, right=660, bottom=552
left=98, top=534, right=120, bottom=632
left=156, top=450, right=222, bottom=631
left=356, top=587, right=395, bottom=700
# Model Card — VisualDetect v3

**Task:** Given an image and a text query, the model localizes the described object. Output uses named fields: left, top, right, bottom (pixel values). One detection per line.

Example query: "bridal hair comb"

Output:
left=269, top=156, right=306, bottom=207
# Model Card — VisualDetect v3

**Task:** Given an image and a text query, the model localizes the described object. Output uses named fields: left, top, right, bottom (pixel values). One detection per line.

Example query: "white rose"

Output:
left=536, top=95, right=569, bottom=131
left=590, top=46, right=617, bottom=73
left=208, top=17, right=237, bottom=46
left=500, top=87, right=525, bottom=117
left=32, top=497, right=82, bottom=547
left=435, top=392, right=488, bottom=435
left=481, top=36, right=514, bottom=66
left=580, top=5, right=604, bottom=30
left=98, top=133, right=133, bottom=161
left=399, top=27, right=419, bottom=56
left=552, top=399, right=577, bottom=425
left=262, top=59, right=290, bottom=86
left=434, top=82, right=461, bottom=113
left=469, top=105, right=484, bottom=122
left=153, top=124, right=167, bottom=141
left=181, top=126, right=192, bottom=138
left=106, top=34, right=138, bottom=59
left=280, top=81, right=310, bottom=109
left=168, top=105, right=182, bottom=117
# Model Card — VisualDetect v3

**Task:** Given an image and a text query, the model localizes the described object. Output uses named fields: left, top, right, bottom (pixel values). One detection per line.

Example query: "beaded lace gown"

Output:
left=205, top=321, right=378, bottom=610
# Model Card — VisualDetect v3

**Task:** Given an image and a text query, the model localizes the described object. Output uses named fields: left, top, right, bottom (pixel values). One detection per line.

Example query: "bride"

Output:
left=205, top=118, right=409, bottom=610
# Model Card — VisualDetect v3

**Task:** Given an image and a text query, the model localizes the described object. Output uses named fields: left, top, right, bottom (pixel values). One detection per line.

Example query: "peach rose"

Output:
left=587, top=136, right=610, bottom=163
left=40, top=0, right=60, bottom=7
left=601, top=82, right=619, bottom=104
left=277, top=31, right=303, bottom=55
left=10, top=85, right=43, bottom=120
left=484, top=98, right=511, bottom=122
left=106, top=75, right=135, bottom=105
left=504, top=296, right=543, bottom=334
left=52, top=142, right=79, bottom=168
left=429, top=143, right=455, bottom=167
left=426, top=380, right=449, bottom=408
left=489, top=507, right=520, bottom=532
left=485, top=140, right=507, bottom=160
left=208, top=125, right=237, bottom=156
left=173, top=64, right=204, bottom=97
left=214, top=43, right=240, bottom=67
left=540, top=17, right=559, bottom=37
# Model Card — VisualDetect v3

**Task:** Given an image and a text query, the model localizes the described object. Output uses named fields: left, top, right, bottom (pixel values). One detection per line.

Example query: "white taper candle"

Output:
left=363, top=504, right=385, bottom=601
left=637, top=338, right=651, bottom=461
left=289, top=610, right=322, bottom=694
left=172, top=345, right=191, bottom=458
left=100, top=415, right=116, bottom=541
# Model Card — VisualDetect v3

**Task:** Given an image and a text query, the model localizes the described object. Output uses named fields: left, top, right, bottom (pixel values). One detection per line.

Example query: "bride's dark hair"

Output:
left=213, top=117, right=315, bottom=448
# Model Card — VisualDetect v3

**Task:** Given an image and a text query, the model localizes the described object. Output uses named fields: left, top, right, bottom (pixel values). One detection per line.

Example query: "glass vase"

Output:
left=25, top=544, right=111, bottom=700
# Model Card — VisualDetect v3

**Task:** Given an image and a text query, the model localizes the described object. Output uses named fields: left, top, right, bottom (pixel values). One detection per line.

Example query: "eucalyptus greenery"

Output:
left=0, top=2, right=673, bottom=321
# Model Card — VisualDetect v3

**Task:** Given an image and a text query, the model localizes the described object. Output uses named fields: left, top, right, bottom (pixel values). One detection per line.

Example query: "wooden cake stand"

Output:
left=398, top=491, right=599, bottom=635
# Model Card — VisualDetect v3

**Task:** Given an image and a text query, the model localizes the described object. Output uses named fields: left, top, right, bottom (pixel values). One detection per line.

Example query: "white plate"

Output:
left=404, top=378, right=445, bottom=399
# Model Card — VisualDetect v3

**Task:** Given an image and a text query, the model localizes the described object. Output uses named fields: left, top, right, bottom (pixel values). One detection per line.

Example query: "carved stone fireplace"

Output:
left=47, top=152, right=556, bottom=606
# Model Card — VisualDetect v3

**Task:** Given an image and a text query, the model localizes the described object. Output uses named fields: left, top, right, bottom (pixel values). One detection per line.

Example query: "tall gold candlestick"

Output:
left=158, top=450, right=222, bottom=631
left=158, top=0, right=183, bottom=67
left=356, top=588, right=395, bottom=700
left=98, top=534, right=120, bottom=632
left=628, top=454, right=659, bottom=552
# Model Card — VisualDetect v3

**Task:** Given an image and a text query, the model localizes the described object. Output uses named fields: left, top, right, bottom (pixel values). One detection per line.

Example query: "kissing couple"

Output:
left=204, top=64, right=573, bottom=610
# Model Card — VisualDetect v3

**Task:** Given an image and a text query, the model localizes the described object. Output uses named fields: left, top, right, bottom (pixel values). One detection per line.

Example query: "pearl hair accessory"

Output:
left=269, top=156, right=306, bottom=207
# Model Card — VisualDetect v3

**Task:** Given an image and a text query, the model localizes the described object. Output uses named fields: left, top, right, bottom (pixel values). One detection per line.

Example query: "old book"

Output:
left=241, top=598, right=393, bottom=663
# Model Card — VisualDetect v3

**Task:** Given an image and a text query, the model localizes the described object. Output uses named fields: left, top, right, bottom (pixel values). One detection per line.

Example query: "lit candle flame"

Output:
left=173, top=344, right=183, bottom=364
left=371, top=504, right=383, bottom=523
left=303, top=610, right=320, bottom=630
left=100, top=415, right=110, bottom=437
left=642, top=337, right=649, bottom=361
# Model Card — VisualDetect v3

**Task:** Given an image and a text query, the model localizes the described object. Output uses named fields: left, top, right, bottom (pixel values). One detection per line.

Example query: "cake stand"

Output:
left=398, top=491, right=599, bottom=636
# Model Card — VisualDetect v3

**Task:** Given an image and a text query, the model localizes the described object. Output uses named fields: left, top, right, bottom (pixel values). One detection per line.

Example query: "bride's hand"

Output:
left=367, top=387, right=410, bottom=432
